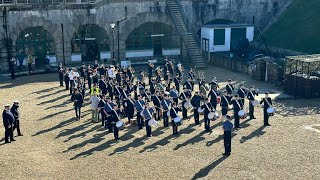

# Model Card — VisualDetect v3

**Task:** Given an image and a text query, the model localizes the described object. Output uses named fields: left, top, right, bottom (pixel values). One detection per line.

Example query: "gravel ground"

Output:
left=0, top=65, right=319, bottom=180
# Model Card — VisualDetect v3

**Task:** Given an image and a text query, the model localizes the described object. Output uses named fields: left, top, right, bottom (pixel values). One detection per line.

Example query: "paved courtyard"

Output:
left=0, top=65, right=319, bottom=180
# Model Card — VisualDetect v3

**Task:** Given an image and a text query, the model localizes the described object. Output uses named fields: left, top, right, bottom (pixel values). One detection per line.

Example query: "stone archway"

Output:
left=11, top=16, right=61, bottom=63
left=114, top=12, right=175, bottom=60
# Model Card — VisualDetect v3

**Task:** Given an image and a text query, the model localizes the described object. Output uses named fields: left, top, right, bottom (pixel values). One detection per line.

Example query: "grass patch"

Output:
left=263, top=0, right=320, bottom=53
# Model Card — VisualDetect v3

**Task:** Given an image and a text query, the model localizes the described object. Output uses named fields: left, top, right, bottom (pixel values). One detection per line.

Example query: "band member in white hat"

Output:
left=11, top=100, right=23, bottom=136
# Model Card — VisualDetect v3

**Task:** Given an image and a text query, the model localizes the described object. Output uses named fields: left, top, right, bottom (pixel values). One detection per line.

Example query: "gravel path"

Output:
left=0, top=65, right=319, bottom=180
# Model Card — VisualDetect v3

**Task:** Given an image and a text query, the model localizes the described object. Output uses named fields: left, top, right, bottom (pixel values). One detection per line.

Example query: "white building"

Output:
left=201, top=24, right=254, bottom=53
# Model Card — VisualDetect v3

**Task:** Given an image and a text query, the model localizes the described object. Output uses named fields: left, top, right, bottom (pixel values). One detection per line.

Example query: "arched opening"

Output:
left=71, top=24, right=110, bottom=62
left=125, top=22, right=180, bottom=58
left=16, top=26, right=55, bottom=67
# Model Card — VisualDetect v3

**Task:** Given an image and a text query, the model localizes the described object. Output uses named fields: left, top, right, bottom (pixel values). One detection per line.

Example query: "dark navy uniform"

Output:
left=229, top=99, right=243, bottom=128
left=2, top=108, right=15, bottom=143
left=201, top=102, right=213, bottom=131
left=179, top=91, right=192, bottom=119
left=226, top=83, right=234, bottom=95
left=247, top=90, right=259, bottom=119
left=184, top=80, right=194, bottom=91
left=220, top=95, right=232, bottom=116
left=208, top=88, right=220, bottom=110
left=260, top=97, right=272, bottom=126
left=99, top=79, right=108, bottom=95
left=71, top=93, right=83, bottom=120
left=124, top=97, right=135, bottom=123
left=223, top=119, right=233, bottom=155
left=174, top=77, right=181, bottom=93
left=111, top=109, right=122, bottom=140
left=104, top=101, right=115, bottom=132
left=169, top=107, right=182, bottom=134
left=152, top=94, right=162, bottom=120
left=64, top=71, right=70, bottom=90
left=161, top=98, right=172, bottom=127
left=237, top=88, right=247, bottom=106
left=11, top=103, right=22, bottom=136
left=191, top=94, right=203, bottom=124
left=170, top=89, right=179, bottom=104
left=141, top=108, right=155, bottom=137
left=98, top=99, right=106, bottom=126
left=134, top=99, right=145, bottom=129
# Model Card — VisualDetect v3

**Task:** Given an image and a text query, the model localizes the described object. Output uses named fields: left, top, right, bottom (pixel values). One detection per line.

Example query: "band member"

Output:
left=188, top=68, right=195, bottom=81
left=64, top=68, right=70, bottom=90
left=78, top=77, right=85, bottom=100
left=208, top=85, right=220, bottom=110
left=11, top=101, right=23, bottom=136
left=133, top=81, right=139, bottom=100
left=209, top=76, right=220, bottom=89
left=99, top=75, right=108, bottom=95
left=226, top=79, right=235, bottom=95
left=124, top=94, right=135, bottom=124
left=114, top=83, right=121, bottom=106
left=134, top=95, right=145, bottom=130
left=58, top=64, right=64, bottom=87
left=220, top=91, right=232, bottom=117
left=98, top=95, right=107, bottom=126
left=179, top=88, right=192, bottom=119
left=71, top=89, right=83, bottom=120
left=79, top=63, right=87, bottom=83
left=150, top=77, right=156, bottom=95
left=184, top=77, right=194, bottom=91
left=148, top=62, right=154, bottom=82
left=222, top=115, right=233, bottom=156
left=161, top=94, right=172, bottom=127
left=69, top=68, right=76, bottom=94
left=260, top=92, right=272, bottom=126
left=87, top=65, right=92, bottom=90
left=237, top=84, right=247, bottom=106
left=111, top=105, right=122, bottom=140
left=191, top=91, right=203, bottom=124
left=92, top=70, right=99, bottom=85
left=199, top=80, right=207, bottom=97
left=169, top=102, right=182, bottom=135
left=104, top=97, right=115, bottom=132
left=170, top=86, right=179, bottom=104
left=229, top=95, right=243, bottom=128
left=201, top=98, right=213, bottom=132
left=141, top=103, right=155, bottom=137
left=177, top=63, right=183, bottom=79
left=174, top=73, right=181, bottom=93
left=247, top=86, right=259, bottom=119
left=107, top=79, right=114, bottom=100
left=152, top=91, right=162, bottom=120
left=3, top=104, right=15, bottom=143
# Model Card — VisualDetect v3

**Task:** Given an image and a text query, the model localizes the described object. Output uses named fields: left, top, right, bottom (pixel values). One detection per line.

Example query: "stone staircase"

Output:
left=166, top=0, right=206, bottom=69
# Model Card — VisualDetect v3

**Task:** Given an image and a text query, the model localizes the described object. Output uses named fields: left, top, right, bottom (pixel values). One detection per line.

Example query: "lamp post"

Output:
left=110, top=21, right=116, bottom=62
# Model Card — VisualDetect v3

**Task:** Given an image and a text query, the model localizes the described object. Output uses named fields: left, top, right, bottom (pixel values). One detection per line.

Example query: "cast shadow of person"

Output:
left=240, top=125, right=267, bottom=144
left=191, top=155, right=229, bottom=180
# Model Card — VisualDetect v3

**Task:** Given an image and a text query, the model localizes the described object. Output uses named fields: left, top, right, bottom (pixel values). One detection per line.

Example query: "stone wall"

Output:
left=210, top=54, right=283, bottom=83
left=0, top=0, right=287, bottom=72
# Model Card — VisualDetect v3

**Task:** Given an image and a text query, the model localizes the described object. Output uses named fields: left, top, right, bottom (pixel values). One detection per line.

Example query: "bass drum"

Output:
left=174, top=116, right=183, bottom=126
left=184, top=101, right=193, bottom=109
left=267, top=107, right=275, bottom=116
left=238, top=110, right=247, bottom=119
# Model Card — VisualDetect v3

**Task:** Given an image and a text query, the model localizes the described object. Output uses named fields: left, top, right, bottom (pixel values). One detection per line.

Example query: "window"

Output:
left=214, top=29, right=225, bottom=45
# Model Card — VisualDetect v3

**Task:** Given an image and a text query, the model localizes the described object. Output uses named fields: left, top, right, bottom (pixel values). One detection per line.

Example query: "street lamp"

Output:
left=110, top=21, right=116, bottom=61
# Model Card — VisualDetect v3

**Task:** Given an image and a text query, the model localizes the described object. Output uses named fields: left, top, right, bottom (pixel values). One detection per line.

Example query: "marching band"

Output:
left=57, top=59, right=275, bottom=154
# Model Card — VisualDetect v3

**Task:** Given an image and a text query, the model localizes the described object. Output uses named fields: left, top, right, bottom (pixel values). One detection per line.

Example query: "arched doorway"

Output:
left=71, top=24, right=110, bottom=62
left=125, top=22, right=180, bottom=58
left=16, top=26, right=55, bottom=67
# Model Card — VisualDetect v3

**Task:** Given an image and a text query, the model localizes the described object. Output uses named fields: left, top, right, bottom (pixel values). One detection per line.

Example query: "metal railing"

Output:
left=0, top=0, right=100, bottom=5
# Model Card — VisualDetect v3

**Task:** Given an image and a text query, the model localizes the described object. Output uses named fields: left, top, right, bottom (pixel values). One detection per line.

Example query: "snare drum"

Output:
left=173, top=116, right=183, bottom=126
left=267, top=107, right=275, bottom=116
left=238, top=110, right=247, bottom=119
left=148, top=118, right=158, bottom=127
left=198, top=107, right=205, bottom=115
left=251, top=100, right=259, bottom=107
left=116, top=120, right=125, bottom=129
left=208, top=111, right=220, bottom=121
left=166, top=110, right=170, bottom=117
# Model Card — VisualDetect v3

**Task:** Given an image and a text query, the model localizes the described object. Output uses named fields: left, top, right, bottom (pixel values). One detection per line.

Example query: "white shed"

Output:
left=201, top=24, right=254, bottom=53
